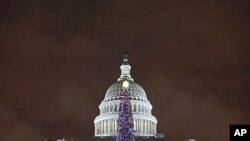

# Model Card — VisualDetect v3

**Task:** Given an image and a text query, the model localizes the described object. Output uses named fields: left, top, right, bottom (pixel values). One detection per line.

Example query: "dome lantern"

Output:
left=118, top=52, right=134, bottom=81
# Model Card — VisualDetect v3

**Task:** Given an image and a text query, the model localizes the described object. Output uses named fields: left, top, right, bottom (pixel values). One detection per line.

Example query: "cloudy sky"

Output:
left=0, top=0, right=249, bottom=141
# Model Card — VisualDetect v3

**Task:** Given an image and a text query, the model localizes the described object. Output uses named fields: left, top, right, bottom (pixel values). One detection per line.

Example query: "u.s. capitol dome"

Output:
left=94, top=52, right=158, bottom=137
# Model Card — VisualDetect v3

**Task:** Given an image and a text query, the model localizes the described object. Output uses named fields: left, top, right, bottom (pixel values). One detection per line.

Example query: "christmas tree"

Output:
left=116, top=89, right=135, bottom=141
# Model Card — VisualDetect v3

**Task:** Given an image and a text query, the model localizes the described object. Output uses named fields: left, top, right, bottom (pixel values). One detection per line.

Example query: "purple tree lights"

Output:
left=116, top=88, right=135, bottom=141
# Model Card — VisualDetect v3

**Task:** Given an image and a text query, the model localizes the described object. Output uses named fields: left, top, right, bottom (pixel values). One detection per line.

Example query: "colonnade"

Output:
left=95, top=119, right=156, bottom=136
left=100, top=103, right=152, bottom=115
left=133, top=119, right=157, bottom=135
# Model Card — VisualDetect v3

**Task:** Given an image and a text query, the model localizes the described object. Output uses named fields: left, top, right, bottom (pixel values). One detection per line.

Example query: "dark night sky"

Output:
left=0, top=0, right=249, bottom=141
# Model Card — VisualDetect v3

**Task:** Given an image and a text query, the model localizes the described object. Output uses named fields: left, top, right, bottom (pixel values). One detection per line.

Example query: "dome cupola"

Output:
left=118, top=51, right=134, bottom=81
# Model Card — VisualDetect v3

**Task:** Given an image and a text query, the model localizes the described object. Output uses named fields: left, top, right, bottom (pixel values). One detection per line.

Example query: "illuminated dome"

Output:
left=104, top=80, right=148, bottom=102
left=94, top=52, right=158, bottom=137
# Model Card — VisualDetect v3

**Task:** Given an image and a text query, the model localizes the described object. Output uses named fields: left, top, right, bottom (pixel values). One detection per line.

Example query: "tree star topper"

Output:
left=122, top=80, right=129, bottom=89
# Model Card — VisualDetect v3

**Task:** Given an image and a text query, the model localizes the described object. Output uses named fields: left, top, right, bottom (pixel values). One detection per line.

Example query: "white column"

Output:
left=103, top=120, right=105, bottom=134
left=107, top=120, right=109, bottom=134
left=115, top=119, right=117, bottom=132
left=136, top=119, right=138, bottom=131
left=152, top=123, right=154, bottom=134
left=115, top=119, right=116, bottom=133
left=106, top=120, right=108, bottom=134
left=151, top=122, right=154, bottom=134
left=152, top=122, right=154, bottom=134
left=144, top=120, right=146, bottom=134
left=113, top=119, right=115, bottom=133
left=109, top=119, right=112, bottom=133
left=110, top=120, right=113, bottom=133
left=96, top=123, right=98, bottom=135
left=134, top=119, right=136, bottom=131
left=154, top=123, right=156, bottom=134
left=148, top=120, right=150, bottom=134
left=99, top=122, right=100, bottom=135
left=155, top=124, right=157, bottom=134
left=100, top=121, right=101, bottom=135
left=98, top=122, right=100, bottom=135
left=148, top=121, right=150, bottom=134
left=105, top=120, right=107, bottom=134
left=142, top=120, right=144, bottom=133
left=141, top=119, right=143, bottom=133
left=150, top=122, right=152, bottom=134
left=137, top=119, right=140, bottom=132
left=143, top=120, right=145, bottom=133
left=100, top=121, right=103, bottom=134
left=153, top=123, right=155, bottom=134
left=138, top=119, right=141, bottom=133
left=112, top=119, right=113, bottom=133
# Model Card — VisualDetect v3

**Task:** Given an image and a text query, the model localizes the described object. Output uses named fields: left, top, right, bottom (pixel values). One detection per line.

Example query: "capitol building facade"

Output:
left=94, top=53, right=158, bottom=138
